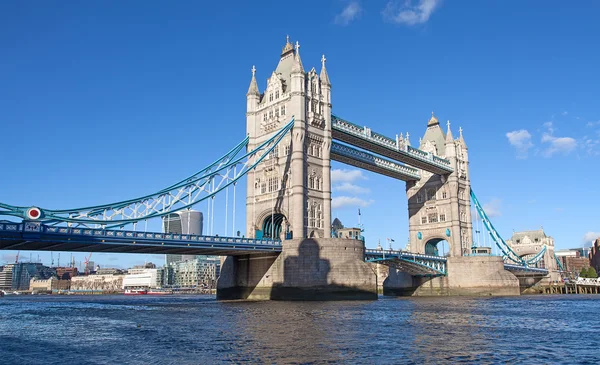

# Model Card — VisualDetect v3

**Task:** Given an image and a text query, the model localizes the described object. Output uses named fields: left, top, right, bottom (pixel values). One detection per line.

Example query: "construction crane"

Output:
left=84, top=253, right=93, bottom=274
left=15, top=251, right=20, bottom=264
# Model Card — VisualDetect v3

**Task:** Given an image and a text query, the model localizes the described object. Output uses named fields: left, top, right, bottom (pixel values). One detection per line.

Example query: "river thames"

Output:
left=1, top=294, right=599, bottom=364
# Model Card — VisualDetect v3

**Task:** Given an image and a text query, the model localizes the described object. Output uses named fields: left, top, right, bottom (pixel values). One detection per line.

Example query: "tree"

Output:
left=579, top=267, right=588, bottom=278
left=588, top=267, right=598, bottom=279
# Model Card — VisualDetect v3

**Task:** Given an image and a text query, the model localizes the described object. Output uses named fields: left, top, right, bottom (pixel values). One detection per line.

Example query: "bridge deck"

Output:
left=332, top=115, right=453, bottom=175
left=331, top=142, right=420, bottom=181
left=0, top=222, right=282, bottom=257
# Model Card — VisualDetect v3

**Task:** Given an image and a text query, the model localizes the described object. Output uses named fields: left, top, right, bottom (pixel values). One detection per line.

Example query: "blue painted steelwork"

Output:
left=0, top=221, right=281, bottom=256
left=470, top=188, right=527, bottom=266
left=331, top=114, right=453, bottom=175
left=554, top=253, right=566, bottom=272
left=0, top=118, right=295, bottom=227
left=365, top=249, right=447, bottom=277
left=503, top=264, right=549, bottom=276
left=524, top=245, right=547, bottom=266
left=330, top=141, right=420, bottom=181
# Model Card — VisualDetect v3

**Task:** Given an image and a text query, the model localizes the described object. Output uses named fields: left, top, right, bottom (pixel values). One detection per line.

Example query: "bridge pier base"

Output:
left=383, top=256, right=520, bottom=296
left=217, top=238, right=377, bottom=301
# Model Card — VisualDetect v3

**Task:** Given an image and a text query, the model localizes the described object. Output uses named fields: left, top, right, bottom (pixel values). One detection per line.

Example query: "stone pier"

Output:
left=383, top=256, right=520, bottom=296
left=217, top=238, right=377, bottom=301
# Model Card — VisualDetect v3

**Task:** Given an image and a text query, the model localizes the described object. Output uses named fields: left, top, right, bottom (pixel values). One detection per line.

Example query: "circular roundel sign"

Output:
left=26, top=207, right=42, bottom=220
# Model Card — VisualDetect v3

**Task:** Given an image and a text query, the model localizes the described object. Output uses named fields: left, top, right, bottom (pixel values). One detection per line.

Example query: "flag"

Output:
left=387, top=238, right=395, bottom=242
left=358, top=208, right=361, bottom=216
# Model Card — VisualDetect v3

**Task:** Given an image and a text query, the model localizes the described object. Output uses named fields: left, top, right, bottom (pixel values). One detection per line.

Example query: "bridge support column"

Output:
left=383, top=256, right=520, bottom=296
left=217, top=238, right=377, bottom=300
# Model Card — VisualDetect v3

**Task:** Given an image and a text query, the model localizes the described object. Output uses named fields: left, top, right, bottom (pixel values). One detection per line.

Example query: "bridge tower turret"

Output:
left=406, top=114, right=473, bottom=257
left=245, top=37, right=332, bottom=240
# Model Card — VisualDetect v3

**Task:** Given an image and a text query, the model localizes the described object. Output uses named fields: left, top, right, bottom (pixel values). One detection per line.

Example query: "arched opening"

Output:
left=425, top=238, right=450, bottom=257
left=261, top=213, right=287, bottom=239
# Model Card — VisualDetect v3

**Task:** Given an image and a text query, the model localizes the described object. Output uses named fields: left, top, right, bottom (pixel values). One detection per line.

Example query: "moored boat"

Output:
left=124, top=289, right=147, bottom=295
left=147, top=289, right=173, bottom=295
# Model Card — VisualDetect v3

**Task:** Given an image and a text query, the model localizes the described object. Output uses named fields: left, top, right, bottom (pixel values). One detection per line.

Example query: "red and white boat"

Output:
left=124, top=289, right=147, bottom=295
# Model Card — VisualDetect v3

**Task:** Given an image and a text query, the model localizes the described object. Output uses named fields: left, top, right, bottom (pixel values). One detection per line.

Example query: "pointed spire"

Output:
left=281, top=35, right=294, bottom=56
left=247, top=65, right=260, bottom=96
left=291, top=40, right=304, bottom=73
left=406, top=132, right=411, bottom=146
left=459, top=127, right=465, bottom=143
left=320, top=54, right=331, bottom=86
left=428, top=111, right=439, bottom=126
left=445, top=120, right=454, bottom=143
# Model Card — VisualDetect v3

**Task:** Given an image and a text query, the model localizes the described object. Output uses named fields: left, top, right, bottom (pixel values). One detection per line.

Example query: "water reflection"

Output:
left=1, top=295, right=599, bottom=364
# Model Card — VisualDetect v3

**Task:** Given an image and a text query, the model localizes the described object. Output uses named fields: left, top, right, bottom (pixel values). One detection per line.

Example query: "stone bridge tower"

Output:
left=245, top=37, right=332, bottom=240
left=406, top=113, right=472, bottom=257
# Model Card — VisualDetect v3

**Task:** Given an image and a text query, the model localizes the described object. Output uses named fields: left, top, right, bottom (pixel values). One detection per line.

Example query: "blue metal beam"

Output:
left=0, top=222, right=281, bottom=257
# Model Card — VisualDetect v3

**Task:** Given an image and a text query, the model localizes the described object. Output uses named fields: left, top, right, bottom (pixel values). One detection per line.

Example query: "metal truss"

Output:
left=365, top=249, right=447, bottom=276
left=331, top=114, right=453, bottom=174
left=0, top=118, right=295, bottom=227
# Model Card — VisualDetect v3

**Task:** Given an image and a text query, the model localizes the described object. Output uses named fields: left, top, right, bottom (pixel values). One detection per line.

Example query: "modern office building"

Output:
left=163, top=210, right=203, bottom=265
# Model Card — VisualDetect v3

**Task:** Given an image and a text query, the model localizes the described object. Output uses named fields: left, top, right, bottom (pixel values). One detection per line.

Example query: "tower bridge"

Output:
left=0, top=37, right=553, bottom=299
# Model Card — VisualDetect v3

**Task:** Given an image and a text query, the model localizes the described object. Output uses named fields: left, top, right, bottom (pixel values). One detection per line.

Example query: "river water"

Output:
left=0, top=294, right=598, bottom=364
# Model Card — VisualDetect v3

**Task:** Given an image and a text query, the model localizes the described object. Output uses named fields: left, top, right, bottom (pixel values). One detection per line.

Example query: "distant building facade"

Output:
left=163, top=210, right=204, bottom=265
left=122, top=269, right=161, bottom=289
left=506, top=229, right=559, bottom=281
left=71, top=274, right=125, bottom=292
left=170, top=257, right=220, bottom=289
left=590, top=238, right=600, bottom=273
left=0, top=263, right=55, bottom=291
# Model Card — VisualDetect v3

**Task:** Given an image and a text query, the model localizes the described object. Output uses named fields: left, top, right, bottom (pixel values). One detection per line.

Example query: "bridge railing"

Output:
left=1, top=222, right=281, bottom=247
left=364, top=249, right=448, bottom=262
left=331, top=114, right=453, bottom=171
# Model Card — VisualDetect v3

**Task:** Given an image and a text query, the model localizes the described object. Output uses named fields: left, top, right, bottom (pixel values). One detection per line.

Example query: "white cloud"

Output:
left=331, top=168, right=367, bottom=183
left=335, top=1, right=362, bottom=25
left=332, top=196, right=374, bottom=209
left=483, top=199, right=501, bottom=218
left=586, top=120, right=600, bottom=127
left=333, top=182, right=370, bottom=194
left=582, top=135, right=600, bottom=156
left=506, top=129, right=533, bottom=158
left=583, top=232, right=600, bottom=245
left=543, top=121, right=554, bottom=134
left=541, top=133, right=577, bottom=157
left=561, top=111, right=568, bottom=116
left=382, top=0, right=441, bottom=25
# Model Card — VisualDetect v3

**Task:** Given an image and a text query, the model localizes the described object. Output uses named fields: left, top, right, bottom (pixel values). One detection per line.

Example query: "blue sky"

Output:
left=1, top=1, right=599, bottom=268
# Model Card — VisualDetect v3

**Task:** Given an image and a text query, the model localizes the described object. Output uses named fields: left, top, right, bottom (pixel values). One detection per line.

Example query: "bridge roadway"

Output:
left=331, top=114, right=454, bottom=176
left=0, top=222, right=281, bottom=257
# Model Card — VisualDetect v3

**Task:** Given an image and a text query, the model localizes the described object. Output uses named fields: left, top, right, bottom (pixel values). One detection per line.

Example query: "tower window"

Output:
left=275, top=108, right=279, bottom=117
left=269, top=93, right=273, bottom=102
left=417, top=194, right=423, bottom=203
left=281, top=105, right=286, bottom=116
left=275, top=91, right=279, bottom=99
left=428, top=214, right=438, bottom=223
left=439, top=214, right=446, bottom=222
left=421, top=216, right=427, bottom=224
left=442, top=191, right=447, bottom=199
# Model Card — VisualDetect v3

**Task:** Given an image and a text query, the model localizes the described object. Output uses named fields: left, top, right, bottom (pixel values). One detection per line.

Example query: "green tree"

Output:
left=587, top=267, right=598, bottom=279
left=579, top=267, right=588, bottom=278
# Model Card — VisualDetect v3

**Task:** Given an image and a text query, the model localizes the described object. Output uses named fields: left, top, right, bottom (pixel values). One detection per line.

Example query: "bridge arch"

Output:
left=256, top=209, right=289, bottom=240
left=424, top=237, right=451, bottom=257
